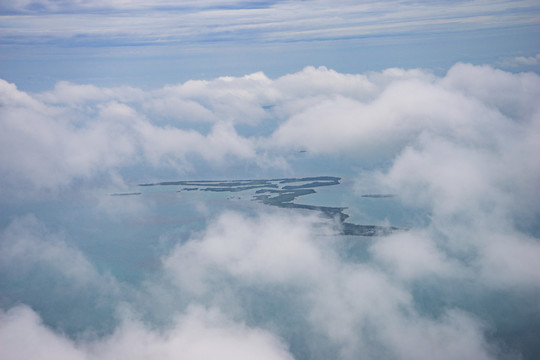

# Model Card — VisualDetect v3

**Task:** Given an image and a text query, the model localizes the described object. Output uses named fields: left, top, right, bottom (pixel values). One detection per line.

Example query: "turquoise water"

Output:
left=2, top=176, right=539, bottom=359
left=272, top=177, right=429, bottom=228
left=1, top=176, right=426, bottom=288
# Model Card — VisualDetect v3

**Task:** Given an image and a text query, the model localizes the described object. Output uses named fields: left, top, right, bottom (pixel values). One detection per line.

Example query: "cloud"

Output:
left=0, top=304, right=294, bottom=360
left=0, top=215, right=124, bottom=334
left=499, top=53, right=540, bottom=67
left=369, top=229, right=462, bottom=281
left=441, top=62, right=540, bottom=120
left=147, top=72, right=274, bottom=125
left=2, top=63, right=540, bottom=358
left=0, top=79, right=258, bottom=196
left=514, top=54, right=540, bottom=66
left=0, top=66, right=443, bottom=194
left=368, top=111, right=540, bottom=289
left=37, top=81, right=145, bottom=106
left=161, top=209, right=500, bottom=360
left=163, top=210, right=333, bottom=294
left=93, top=305, right=294, bottom=360
left=3, top=63, right=540, bottom=214
left=0, top=215, right=107, bottom=285
left=0, top=306, right=86, bottom=360
left=0, top=80, right=139, bottom=193
left=0, top=208, right=512, bottom=359
left=2, top=0, right=538, bottom=48
left=270, top=63, right=531, bottom=157
left=0, top=215, right=295, bottom=360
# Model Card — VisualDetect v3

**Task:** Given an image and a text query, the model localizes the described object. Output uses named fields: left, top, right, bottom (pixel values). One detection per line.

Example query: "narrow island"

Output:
left=139, top=176, right=401, bottom=236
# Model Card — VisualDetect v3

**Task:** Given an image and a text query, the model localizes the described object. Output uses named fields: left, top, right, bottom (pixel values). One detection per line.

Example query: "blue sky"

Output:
left=1, top=0, right=539, bottom=90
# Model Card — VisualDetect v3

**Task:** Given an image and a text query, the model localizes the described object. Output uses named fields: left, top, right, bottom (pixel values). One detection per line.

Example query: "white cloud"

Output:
left=515, top=54, right=540, bottom=65
left=90, top=304, right=294, bottom=360
left=0, top=306, right=87, bottom=360
left=2, top=62, right=540, bottom=358
left=37, top=81, right=145, bottom=106
left=1, top=215, right=96, bottom=283
left=364, top=133, right=540, bottom=289
left=274, top=66, right=375, bottom=102
left=500, top=53, right=540, bottom=68
left=369, top=229, right=462, bottom=281
left=4, top=63, right=538, bottom=197
left=0, top=215, right=122, bottom=303
left=341, top=64, right=540, bottom=291
left=0, top=215, right=294, bottom=360
left=134, top=118, right=255, bottom=167
left=148, top=72, right=274, bottom=125
left=0, top=304, right=294, bottom=360
left=163, top=210, right=332, bottom=294
left=441, top=62, right=540, bottom=120
left=0, top=81, right=139, bottom=193
left=270, top=64, right=524, bottom=156
left=160, top=210, right=499, bottom=360
left=0, top=79, right=259, bottom=195
left=2, top=0, right=538, bottom=48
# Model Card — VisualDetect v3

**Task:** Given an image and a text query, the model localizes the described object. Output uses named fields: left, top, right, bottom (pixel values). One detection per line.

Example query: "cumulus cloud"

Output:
left=0, top=214, right=295, bottom=360
left=268, top=65, right=540, bottom=286
left=3, top=63, right=538, bottom=196
left=0, top=305, right=294, bottom=360
left=0, top=79, right=258, bottom=195
left=0, top=80, right=138, bottom=192
left=92, top=305, right=293, bottom=360
left=163, top=210, right=333, bottom=294
left=0, top=210, right=504, bottom=359
left=270, top=64, right=531, bottom=157
left=147, top=72, right=274, bottom=125
left=361, top=77, right=540, bottom=288
left=0, top=66, right=444, bottom=194
left=0, top=306, right=87, bottom=360
left=162, top=210, right=499, bottom=360
left=2, top=63, right=540, bottom=359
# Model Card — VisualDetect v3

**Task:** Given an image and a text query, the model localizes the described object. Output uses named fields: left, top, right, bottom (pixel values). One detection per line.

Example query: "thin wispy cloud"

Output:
left=2, top=1, right=539, bottom=46
left=499, top=53, right=540, bottom=67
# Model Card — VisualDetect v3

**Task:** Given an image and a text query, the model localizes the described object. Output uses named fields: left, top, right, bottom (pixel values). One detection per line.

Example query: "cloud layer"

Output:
left=1, top=63, right=540, bottom=359
left=0, top=304, right=294, bottom=360
left=2, top=63, right=540, bottom=194
left=3, top=0, right=538, bottom=47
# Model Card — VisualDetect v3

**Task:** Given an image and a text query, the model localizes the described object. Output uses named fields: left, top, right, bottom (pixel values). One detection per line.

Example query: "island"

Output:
left=139, top=176, right=401, bottom=236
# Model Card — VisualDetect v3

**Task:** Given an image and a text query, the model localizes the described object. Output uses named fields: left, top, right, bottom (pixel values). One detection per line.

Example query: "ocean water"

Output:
left=2, top=176, right=406, bottom=288
left=3, top=175, right=538, bottom=359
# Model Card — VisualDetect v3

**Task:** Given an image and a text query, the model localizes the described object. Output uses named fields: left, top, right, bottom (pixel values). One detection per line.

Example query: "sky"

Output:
left=1, top=0, right=540, bottom=90
left=1, top=1, right=540, bottom=360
